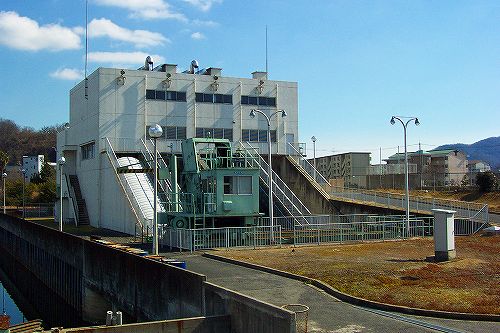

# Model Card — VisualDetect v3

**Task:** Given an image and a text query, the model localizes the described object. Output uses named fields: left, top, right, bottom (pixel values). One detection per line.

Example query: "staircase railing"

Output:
left=240, top=142, right=311, bottom=226
left=103, top=137, right=148, bottom=232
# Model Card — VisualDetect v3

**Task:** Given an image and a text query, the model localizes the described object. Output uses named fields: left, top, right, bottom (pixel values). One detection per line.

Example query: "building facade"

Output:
left=311, top=152, right=371, bottom=188
left=22, top=155, right=44, bottom=182
left=57, top=60, right=299, bottom=232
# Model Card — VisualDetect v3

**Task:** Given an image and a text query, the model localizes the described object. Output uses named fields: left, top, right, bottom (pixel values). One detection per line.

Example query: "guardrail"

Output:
left=286, top=143, right=489, bottom=225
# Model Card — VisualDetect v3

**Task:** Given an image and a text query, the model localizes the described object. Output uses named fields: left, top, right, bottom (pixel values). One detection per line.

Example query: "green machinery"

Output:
left=160, top=138, right=261, bottom=229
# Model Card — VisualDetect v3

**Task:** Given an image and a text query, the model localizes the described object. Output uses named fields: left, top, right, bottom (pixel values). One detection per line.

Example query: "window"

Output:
left=241, top=95, right=276, bottom=106
left=155, top=90, right=165, bottom=100
left=195, top=92, right=233, bottom=104
left=224, top=176, right=252, bottom=195
left=81, top=142, right=95, bottom=160
left=242, top=129, right=277, bottom=142
left=195, top=128, right=233, bottom=140
left=146, top=89, right=187, bottom=102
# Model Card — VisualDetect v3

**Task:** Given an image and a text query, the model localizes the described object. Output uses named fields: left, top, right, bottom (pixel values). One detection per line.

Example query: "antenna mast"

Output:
left=265, top=25, right=268, bottom=74
left=84, top=0, right=89, bottom=99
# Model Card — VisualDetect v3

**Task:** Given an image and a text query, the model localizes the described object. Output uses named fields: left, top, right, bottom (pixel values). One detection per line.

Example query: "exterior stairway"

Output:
left=68, top=175, right=90, bottom=225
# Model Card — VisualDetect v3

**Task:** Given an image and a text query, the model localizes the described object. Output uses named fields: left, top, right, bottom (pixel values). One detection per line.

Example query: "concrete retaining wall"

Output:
left=204, top=282, right=296, bottom=333
left=60, top=316, right=231, bottom=333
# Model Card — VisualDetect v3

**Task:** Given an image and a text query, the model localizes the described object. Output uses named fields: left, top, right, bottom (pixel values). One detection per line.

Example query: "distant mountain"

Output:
left=434, top=137, right=500, bottom=170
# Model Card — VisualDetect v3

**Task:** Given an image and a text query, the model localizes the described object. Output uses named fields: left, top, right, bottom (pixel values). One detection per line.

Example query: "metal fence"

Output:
left=160, top=225, right=282, bottom=251
left=21, top=203, right=55, bottom=218
left=159, top=214, right=487, bottom=250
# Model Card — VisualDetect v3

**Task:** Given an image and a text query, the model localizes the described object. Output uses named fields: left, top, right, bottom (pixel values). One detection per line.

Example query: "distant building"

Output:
left=310, top=152, right=371, bottom=188
left=467, top=160, right=491, bottom=185
left=383, top=149, right=467, bottom=187
left=22, top=155, right=44, bottom=182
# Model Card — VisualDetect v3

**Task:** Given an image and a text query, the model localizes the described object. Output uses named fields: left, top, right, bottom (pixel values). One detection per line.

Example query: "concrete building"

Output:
left=310, top=152, right=371, bottom=188
left=467, top=160, right=491, bottom=186
left=22, top=155, right=44, bottom=182
left=57, top=59, right=299, bottom=233
left=383, top=149, right=468, bottom=188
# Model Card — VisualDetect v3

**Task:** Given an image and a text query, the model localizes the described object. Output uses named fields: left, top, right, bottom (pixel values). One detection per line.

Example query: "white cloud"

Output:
left=0, top=11, right=81, bottom=51
left=88, top=18, right=169, bottom=48
left=190, top=32, right=205, bottom=40
left=50, top=68, right=84, bottom=80
left=88, top=51, right=165, bottom=65
left=183, top=0, right=222, bottom=12
left=192, top=19, right=219, bottom=27
left=94, top=0, right=187, bottom=21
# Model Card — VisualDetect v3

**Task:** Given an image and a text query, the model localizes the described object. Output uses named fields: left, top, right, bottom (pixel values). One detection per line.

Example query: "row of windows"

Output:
left=146, top=90, right=277, bottom=107
left=146, top=126, right=187, bottom=140
left=196, top=127, right=233, bottom=141
left=241, top=129, right=277, bottom=142
left=241, top=95, right=276, bottom=107
left=81, top=142, right=95, bottom=160
left=144, top=127, right=278, bottom=143
left=195, top=93, right=233, bottom=104
left=146, top=89, right=187, bottom=102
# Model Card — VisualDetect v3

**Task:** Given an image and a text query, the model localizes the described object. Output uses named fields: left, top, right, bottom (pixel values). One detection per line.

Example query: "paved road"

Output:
left=167, top=252, right=499, bottom=333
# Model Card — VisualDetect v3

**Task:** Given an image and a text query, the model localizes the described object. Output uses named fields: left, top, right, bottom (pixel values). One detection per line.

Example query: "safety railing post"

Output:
left=225, top=228, right=229, bottom=249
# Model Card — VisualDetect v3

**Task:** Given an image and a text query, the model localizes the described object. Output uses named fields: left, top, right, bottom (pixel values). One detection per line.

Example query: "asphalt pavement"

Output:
left=166, top=252, right=499, bottom=333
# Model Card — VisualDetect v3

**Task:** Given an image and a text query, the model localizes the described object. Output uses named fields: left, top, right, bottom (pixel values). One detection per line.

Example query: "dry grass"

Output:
left=217, top=235, right=500, bottom=314
left=382, top=189, right=500, bottom=213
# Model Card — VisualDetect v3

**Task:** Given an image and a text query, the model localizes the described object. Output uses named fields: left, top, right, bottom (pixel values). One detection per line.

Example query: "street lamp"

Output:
left=249, top=109, right=287, bottom=242
left=20, top=168, right=26, bottom=218
left=2, top=172, right=7, bottom=214
left=311, top=136, right=317, bottom=181
left=390, top=116, right=420, bottom=237
left=149, top=124, right=163, bottom=255
left=58, top=156, right=66, bottom=231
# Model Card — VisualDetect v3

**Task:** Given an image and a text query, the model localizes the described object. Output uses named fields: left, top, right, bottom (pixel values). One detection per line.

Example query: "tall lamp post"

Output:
left=58, top=156, right=66, bottom=231
left=311, top=136, right=317, bottom=181
left=249, top=109, right=287, bottom=242
left=2, top=172, right=7, bottom=214
left=21, top=169, right=26, bottom=218
left=149, top=124, right=163, bottom=255
left=390, top=116, right=420, bottom=237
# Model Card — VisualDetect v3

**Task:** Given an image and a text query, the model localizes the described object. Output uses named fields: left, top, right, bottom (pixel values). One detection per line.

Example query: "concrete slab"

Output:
left=164, top=252, right=499, bottom=333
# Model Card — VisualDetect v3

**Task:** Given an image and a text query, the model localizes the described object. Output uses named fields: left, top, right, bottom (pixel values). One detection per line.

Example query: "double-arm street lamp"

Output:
left=149, top=124, right=163, bottom=255
left=390, top=116, right=420, bottom=237
left=58, top=156, right=66, bottom=231
left=249, top=109, right=287, bottom=242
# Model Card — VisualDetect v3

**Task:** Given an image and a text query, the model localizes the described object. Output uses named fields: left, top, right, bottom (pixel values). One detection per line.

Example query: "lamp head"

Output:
left=414, top=118, right=420, bottom=126
left=311, top=136, right=316, bottom=142
left=390, top=116, right=395, bottom=125
left=2, top=172, right=6, bottom=178
left=148, top=124, right=163, bottom=138
left=58, top=156, right=66, bottom=165
left=281, top=110, right=287, bottom=118
left=249, top=110, right=256, bottom=118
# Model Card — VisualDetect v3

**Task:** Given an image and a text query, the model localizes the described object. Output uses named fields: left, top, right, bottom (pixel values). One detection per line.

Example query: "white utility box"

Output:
left=432, top=209, right=456, bottom=261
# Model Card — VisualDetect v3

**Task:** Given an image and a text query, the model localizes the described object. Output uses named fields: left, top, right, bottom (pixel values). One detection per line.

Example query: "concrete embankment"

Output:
left=0, top=214, right=296, bottom=333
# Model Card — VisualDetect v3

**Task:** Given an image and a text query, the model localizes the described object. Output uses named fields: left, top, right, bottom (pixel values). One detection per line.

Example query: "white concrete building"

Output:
left=57, top=60, right=299, bottom=233
left=22, top=155, right=44, bottom=182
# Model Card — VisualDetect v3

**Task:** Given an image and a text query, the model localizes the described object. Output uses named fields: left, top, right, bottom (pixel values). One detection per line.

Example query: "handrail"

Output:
left=66, top=174, right=79, bottom=226
left=243, top=142, right=311, bottom=216
left=103, top=138, right=146, bottom=232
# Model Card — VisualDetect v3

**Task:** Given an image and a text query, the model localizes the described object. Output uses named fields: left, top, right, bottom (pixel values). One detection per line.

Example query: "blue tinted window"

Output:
left=156, top=90, right=165, bottom=100
left=195, top=93, right=203, bottom=102
left=223, top=94, right=232, bottom=104
left=241, top=96, right=249, bottom=105
left=248, top=96, right=257, bottom=105
left=146, top=90, right=156, bottom=99
left=177, top=91, right=186, bottom=101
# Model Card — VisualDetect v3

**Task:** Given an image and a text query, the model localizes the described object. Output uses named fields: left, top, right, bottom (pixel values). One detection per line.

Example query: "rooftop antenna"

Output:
left=84, top=0, right=89, bottom=99
left=265, top=25, right=268, bottom=75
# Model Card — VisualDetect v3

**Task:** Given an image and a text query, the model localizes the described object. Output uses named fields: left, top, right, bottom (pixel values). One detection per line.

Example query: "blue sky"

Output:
left=0, top=0, right=498, bottom=162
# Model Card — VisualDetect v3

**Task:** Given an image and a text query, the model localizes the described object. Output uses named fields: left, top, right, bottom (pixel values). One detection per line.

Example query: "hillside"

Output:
left=435, top=136, right=500, bottom=169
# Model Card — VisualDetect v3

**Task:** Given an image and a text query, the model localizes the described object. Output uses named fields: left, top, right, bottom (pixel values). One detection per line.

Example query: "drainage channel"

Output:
left=355, top=306, right=467, bottom=333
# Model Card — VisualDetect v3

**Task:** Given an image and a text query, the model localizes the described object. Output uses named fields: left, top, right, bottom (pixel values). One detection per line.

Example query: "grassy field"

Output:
left=217, top=234, right=500, bottom=314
